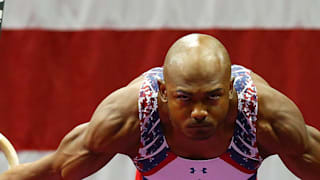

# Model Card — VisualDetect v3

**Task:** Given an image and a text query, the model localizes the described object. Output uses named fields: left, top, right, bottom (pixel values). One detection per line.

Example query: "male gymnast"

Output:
left=1, top=33, right=319, bottom=180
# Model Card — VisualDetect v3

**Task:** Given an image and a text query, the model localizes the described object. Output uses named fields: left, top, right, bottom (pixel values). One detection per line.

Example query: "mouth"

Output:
left=184, top=123, right=214, bottom=140
left=186, top=123, right=212, bottom=129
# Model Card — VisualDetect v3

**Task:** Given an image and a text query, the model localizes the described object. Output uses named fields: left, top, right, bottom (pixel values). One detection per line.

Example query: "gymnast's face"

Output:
left=160, top=33, right=232, bottom=141
left=161, top=66, right=231, bottom=141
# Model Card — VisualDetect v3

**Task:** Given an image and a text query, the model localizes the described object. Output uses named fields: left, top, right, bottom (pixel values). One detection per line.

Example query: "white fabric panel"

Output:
left=2, top=0, right=320, bottom=30
left=0, top=151, right=300, bottom=179
left=258, top=155, right=300, bottom=180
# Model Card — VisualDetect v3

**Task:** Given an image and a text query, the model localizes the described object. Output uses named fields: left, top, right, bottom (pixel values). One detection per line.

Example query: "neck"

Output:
left=165, top=122, right=234, bottom=160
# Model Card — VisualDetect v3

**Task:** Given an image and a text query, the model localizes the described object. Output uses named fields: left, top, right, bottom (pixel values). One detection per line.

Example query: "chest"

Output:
left=143, top=154, right=256, bottom=180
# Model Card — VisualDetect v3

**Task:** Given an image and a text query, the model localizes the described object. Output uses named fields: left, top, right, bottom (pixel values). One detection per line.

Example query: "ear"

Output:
left=157, top=78, right=168, bottom=103
left=229, top=77, right=235, bottom=99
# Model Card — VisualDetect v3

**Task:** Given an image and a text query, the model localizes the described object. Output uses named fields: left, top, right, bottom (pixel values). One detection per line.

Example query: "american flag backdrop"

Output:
left=0, top=0, right=320, bottom=179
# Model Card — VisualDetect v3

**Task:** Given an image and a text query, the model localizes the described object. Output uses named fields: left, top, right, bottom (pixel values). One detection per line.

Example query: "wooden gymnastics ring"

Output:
left=0, top=133, right=19, bottom=169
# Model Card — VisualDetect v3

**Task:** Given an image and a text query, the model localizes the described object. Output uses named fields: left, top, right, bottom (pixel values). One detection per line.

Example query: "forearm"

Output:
left=0, top=123, right=96, bottom=180
left=53, top=123, right=114, bottom=179
left=281, top=126, right=320, bottom=180
left=300, top=126, right=320, bottom=179
left=0, top=153, right=62, bottom=180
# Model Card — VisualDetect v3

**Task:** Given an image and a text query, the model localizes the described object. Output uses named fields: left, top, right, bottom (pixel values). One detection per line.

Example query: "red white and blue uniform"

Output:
left=133, top=65, right=263, bottom=180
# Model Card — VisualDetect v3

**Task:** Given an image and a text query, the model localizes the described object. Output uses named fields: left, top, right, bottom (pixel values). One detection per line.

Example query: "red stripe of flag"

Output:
left=0, top=29, right=319, bottom=150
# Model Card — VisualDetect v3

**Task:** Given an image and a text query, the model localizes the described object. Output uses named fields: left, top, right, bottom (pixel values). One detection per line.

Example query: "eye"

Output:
left=177, top=94, right=191, bottom=101
left=208, top=94, right=220, bottom=100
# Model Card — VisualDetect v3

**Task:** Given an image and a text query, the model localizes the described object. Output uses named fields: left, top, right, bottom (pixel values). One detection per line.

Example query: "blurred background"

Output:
left=1, top=0, right=320, bottom=179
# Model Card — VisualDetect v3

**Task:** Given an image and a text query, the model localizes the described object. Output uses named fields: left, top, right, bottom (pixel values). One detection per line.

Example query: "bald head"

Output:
left=163, top=33, right=231, bottom=84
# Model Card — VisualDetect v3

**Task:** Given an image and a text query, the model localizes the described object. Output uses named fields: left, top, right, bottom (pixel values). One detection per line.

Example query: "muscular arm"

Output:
left=0, top=81, right=141, bottom=180
left=280, top=125, right=320, bottom=180
left=253, top=73, right=320, bottom=180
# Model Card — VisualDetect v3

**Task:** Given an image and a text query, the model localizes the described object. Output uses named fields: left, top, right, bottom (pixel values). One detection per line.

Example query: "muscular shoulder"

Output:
left=93, top=76, right=143, bottom=122
left=251, top=72, right=308, bottom=157
left=85, top=76, right=144, bottom=157
left=252, top=73, right=301, bottom=122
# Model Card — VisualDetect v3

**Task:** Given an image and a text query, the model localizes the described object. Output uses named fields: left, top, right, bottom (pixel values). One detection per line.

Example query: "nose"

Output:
left=191, top=105, right=208, bottom=123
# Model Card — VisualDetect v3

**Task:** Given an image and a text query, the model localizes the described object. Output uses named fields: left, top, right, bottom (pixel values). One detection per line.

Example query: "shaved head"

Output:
left=158, top=33, right=235, bottom=141
left=163, top=33, right=231, bottom=85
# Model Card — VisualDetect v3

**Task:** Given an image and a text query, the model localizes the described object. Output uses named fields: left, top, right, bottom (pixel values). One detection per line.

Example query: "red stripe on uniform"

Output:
left=141, top=152, right=177, bottom=176
left=135, top=170, right=143, bottom=180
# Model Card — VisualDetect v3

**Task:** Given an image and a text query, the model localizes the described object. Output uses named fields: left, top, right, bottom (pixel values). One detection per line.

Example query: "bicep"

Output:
left=278, top=125, right=320, bottom=179
left=272, top=107, right=308, bottom=155
left=0, top=123, right=112, bottom=180
left=0, top=81, right=142, bottom=180
left=258, top=86, right=308, bottom=156
left=255, top=79, right=320, bottom=179
left=85, top=84, right=140, bottom=154
left=56, top=83, right=141, bottom=179
left=53, top=123, right=113, bottom=179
